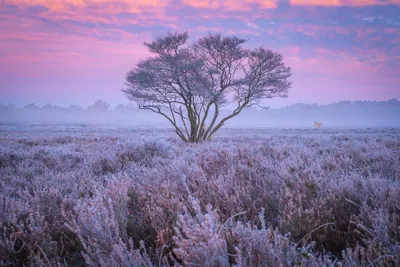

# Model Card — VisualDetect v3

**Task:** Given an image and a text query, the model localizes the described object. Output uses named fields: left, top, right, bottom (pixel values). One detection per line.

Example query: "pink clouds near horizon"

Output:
left=290, top=0, right=400, bottom=6
left=0, top=0, right=399, bottom=107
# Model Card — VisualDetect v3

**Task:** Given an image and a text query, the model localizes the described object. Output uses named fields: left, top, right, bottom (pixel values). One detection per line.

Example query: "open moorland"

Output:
left=0, top=126, right=399, bottom=266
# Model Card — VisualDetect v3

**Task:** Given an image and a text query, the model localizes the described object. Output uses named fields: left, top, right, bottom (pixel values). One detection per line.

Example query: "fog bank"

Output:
left=1, top=99, right=399, bottom=128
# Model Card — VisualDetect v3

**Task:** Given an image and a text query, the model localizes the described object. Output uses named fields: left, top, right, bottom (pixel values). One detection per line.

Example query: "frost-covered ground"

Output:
left=1, top=125, right=399, bottom=266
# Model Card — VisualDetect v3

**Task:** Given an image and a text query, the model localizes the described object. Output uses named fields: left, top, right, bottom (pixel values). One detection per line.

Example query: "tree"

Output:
left=42, top=103, right=54, bottom=110
left=114, top=104, right=127, bottom=112
left=122, top=32, right=291, bottom=142
left=87, top=100, right=110, bottom=112
left=68, top=105, right=83, bottom=111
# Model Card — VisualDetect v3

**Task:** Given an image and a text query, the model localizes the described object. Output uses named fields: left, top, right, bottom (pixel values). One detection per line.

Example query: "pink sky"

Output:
left=0, top=0, right=399, bottom=108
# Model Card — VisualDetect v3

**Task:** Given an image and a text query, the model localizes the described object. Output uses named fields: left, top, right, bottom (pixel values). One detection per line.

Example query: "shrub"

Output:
left=0, top=126, right=399, bottom=266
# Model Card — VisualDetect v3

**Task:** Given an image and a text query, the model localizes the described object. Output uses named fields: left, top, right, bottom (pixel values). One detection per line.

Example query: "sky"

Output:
left=0, top=0, right=399, bottom=108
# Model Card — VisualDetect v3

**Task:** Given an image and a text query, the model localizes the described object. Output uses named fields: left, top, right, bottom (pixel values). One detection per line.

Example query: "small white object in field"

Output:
left=314, top=121, right=322, bottom=129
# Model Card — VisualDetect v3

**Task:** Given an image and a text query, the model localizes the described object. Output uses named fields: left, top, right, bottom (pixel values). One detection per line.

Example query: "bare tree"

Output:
left=122, top=32, right=291, bottom=142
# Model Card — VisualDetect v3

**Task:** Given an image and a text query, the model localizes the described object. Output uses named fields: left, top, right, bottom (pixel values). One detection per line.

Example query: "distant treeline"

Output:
left=1, top=99, right=399, bottom=127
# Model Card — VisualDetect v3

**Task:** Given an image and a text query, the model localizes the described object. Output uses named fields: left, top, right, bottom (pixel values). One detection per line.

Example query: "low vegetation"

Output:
left=0, top=126, right=399, bottom=266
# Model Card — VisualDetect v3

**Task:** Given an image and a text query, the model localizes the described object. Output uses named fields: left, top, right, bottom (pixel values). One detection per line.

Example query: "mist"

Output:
left=1, top=98, right=399, bottom=128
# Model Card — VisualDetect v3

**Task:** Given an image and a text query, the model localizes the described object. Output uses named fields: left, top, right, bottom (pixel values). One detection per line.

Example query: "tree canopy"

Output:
left=122, top=32, right=291, bottom=142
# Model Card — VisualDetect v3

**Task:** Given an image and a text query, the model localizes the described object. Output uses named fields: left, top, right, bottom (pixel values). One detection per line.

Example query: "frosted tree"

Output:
left=122, top=32, right=292, bottom=142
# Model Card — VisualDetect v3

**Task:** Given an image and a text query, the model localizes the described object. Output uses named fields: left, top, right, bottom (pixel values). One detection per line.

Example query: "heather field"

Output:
left=0, top=125, right=399, bottom=266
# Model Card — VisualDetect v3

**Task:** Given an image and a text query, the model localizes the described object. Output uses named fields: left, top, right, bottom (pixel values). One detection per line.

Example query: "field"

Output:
left=0, top=125, right=399, bottom=266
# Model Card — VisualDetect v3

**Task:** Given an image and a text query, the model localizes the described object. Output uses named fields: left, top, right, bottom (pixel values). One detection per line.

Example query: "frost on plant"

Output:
left=0, top=126, right=399, bottom=266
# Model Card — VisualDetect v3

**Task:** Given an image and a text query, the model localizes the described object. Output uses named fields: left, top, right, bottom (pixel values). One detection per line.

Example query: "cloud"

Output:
left=1, top=0, right=399, bottom=105
left=289, top=0, right=400, bottom=6
left=3, top=0, right=278, bottom=19
left=2, top=0, right=177, bottom=27
left=3, top=0, right=168, bottom=13
left=363, top=17, right=377, bottom=22
left=181, top=0, right=277, bottom=10
left=0, top=16, right=151, bottom=79
left=290, top=0, right=342, bottom=6
left=280, top=45, right=400, bottom=103
left=260, top=22, right=400, bottom=58
left=246, top=22, right=259, bottom=29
